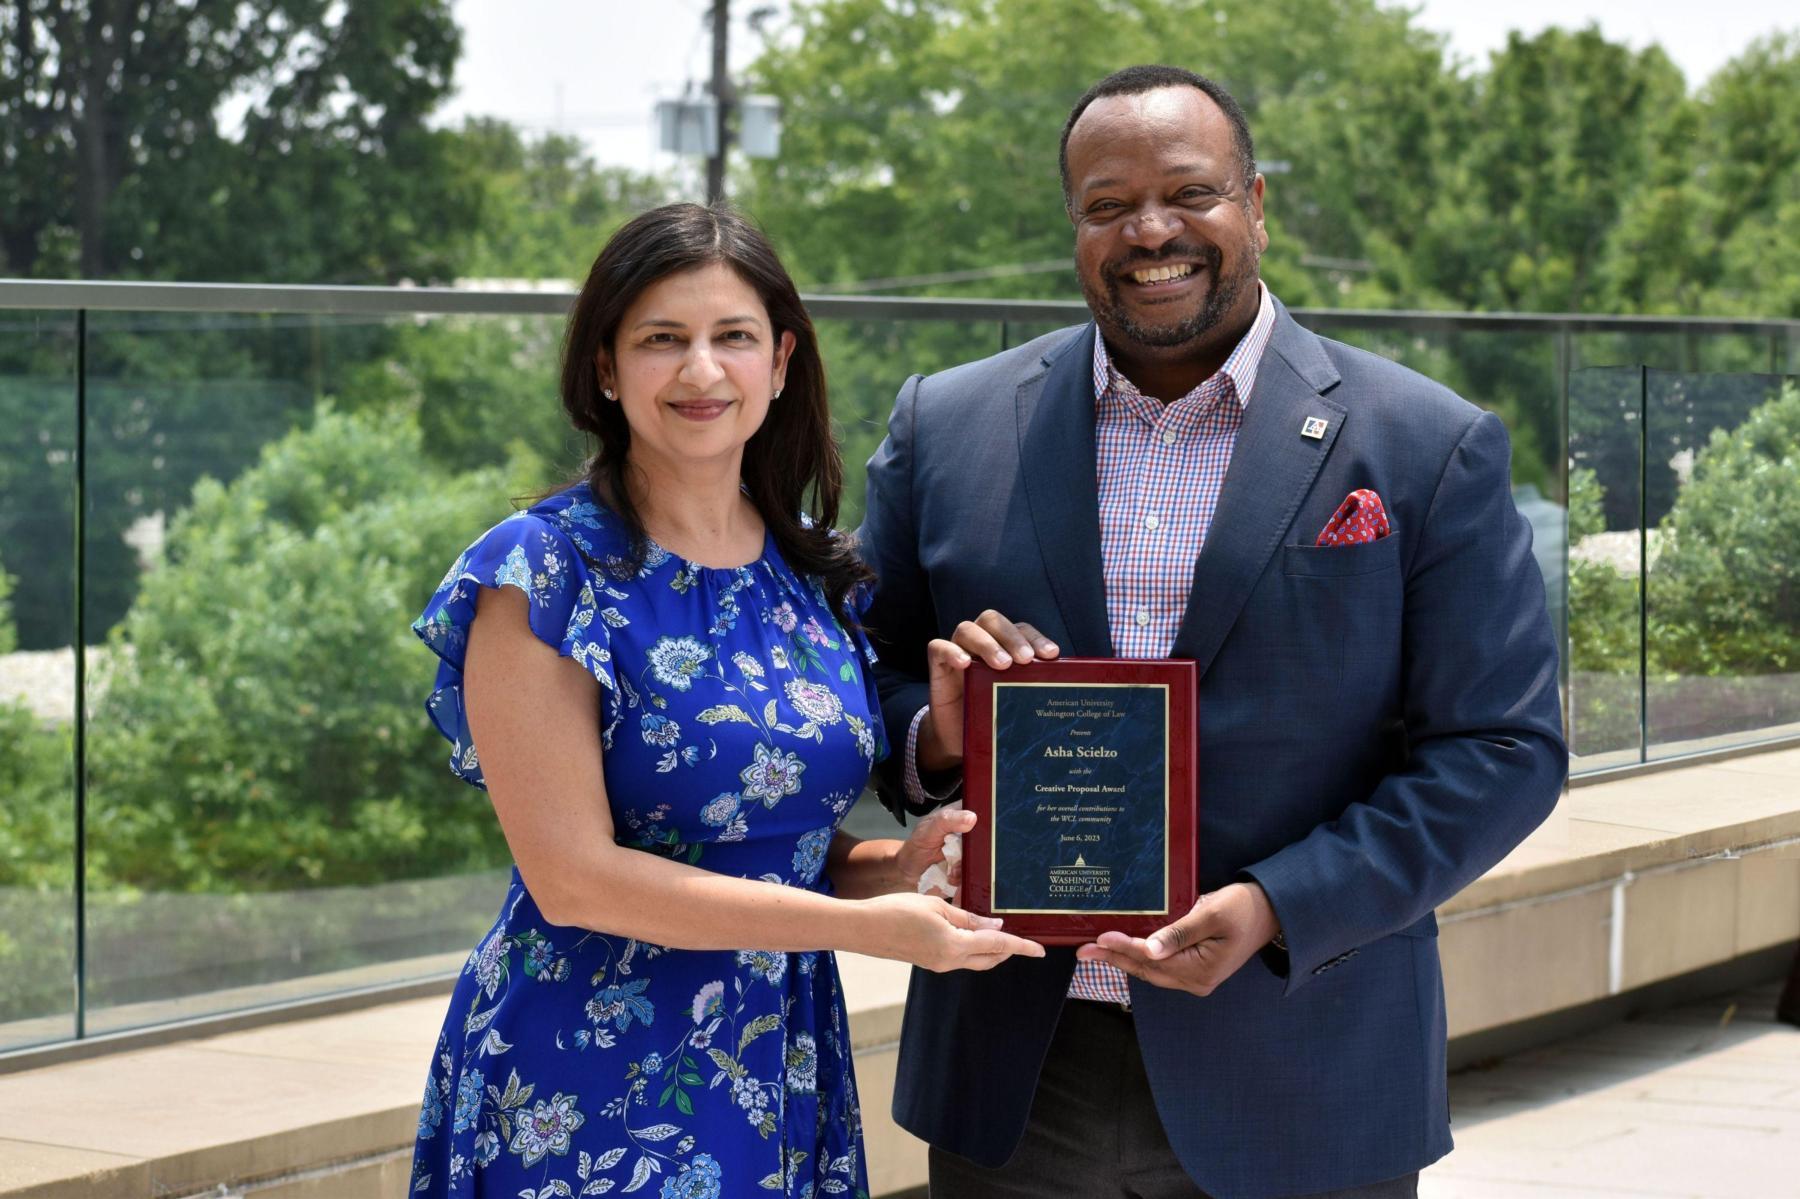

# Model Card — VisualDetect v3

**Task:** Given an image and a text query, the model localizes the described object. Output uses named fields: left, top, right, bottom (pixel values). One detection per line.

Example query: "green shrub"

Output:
left=0, top=702, right=71, bottom=891
left=0, top=557, right=78, bottom=1024
left=1651, top=381, right=1800, bottom=674
left=0, top=555, right=73, bottom=892
left=85, top=407, right=523, bottom=892
left=0, top=561, right=15, bottom=657
left=1567, top=465, right=1641, bottom=674
left=333, top=315, right=578, bottom=479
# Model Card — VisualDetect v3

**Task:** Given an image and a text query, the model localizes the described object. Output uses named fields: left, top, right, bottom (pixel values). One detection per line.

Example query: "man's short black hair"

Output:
left=1059, top=65, right=1257, bottom=213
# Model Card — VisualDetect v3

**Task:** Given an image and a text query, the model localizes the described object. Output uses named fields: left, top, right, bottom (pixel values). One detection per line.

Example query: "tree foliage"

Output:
left=1566, top=465, right=1639, bottom=675
left=741, top=0, right=1534, bottom=499
left=1412, top=28, right=1688, bottom=313
left=0, top=704, right=71, bottom=891
left=0, top=552, right=73, bottom=906
left=0, top=0, right=477, bottom=282
left=739, top=3, right=1800, bottom=327
left=449, top=119, right=672, bottom=281
left=333, top=313, right=576, bottom=476
left=83, top=408, right=522, bottom=891
left=0, top=560, right=16, bottom=657
left=742, top=0, right=1464, bottom=307
left=1651, top=382, right=1800, bottom=673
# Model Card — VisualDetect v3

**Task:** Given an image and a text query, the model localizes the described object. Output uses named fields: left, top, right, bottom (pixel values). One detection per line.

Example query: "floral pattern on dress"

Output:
left=408, top=483, right=883, bottom=1199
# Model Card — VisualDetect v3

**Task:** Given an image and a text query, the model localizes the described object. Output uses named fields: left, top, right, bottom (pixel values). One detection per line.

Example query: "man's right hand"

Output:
left=919, top=610, right=1061, bottom=771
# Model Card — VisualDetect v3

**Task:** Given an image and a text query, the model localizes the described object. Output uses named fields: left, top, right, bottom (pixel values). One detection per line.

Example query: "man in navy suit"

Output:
left=857, top=65, right=1567, bottom=1198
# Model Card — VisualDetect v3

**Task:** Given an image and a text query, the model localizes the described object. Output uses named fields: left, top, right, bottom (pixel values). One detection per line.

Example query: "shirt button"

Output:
left=1161, top=430, right=1178, bottom=446
left=1135, top=609, right=1151, bottom=627
left=1144, top=514, right=1160, bottom=531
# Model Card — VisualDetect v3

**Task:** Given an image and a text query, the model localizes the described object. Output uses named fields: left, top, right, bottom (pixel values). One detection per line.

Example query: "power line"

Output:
left=812, top=259, right=1073, bottom=294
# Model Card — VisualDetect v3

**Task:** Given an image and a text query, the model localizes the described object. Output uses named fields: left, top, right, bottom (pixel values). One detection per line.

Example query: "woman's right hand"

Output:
left=893, top=804, right=975, bottom=896
left=919, top=610, right=1060, bottom=770
left=857, top=891, right=1046, bottom=972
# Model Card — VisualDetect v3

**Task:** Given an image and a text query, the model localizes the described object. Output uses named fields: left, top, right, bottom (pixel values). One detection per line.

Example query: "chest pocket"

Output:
left=1281, top=533, right=1401, bottom=578
left=1271, top=534, right=1403, bottom=698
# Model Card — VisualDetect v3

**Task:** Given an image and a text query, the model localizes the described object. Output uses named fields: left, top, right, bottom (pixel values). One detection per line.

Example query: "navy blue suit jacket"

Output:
left=857, top=302, right=1567, bottom=1199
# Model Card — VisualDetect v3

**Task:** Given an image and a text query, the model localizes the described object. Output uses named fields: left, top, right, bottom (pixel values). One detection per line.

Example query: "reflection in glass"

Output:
left=1567, top=367, right=1647, bottom=767
left=817, top=318, right=1008, bottom=532
left=8, top=288, right=1795, bottom=1046
left=78, top=310, right=575, bottom=1032
left=816, top=318, right=1013, bottom=839
left=0, top=310, right=79, bottom=1049
left=1644, top=369, right=1800, bottom=758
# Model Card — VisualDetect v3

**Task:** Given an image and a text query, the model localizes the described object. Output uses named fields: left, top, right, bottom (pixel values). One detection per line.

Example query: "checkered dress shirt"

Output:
left=904, top=285, right=1278, bottom=1006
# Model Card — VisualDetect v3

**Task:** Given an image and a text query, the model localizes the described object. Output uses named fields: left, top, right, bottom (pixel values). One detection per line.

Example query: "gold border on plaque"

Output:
left=988, top=681, right=1171, bottom=915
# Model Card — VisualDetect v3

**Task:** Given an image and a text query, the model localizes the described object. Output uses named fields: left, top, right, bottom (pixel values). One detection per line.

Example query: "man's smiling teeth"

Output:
left=1131, top=263, right=1195, bottom=284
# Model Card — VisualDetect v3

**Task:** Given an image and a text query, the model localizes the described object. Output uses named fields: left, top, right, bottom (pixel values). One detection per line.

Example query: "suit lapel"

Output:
left=1018, top=325, right=1114, bottom=656
left=1171, top=305, right=1346, bottom=674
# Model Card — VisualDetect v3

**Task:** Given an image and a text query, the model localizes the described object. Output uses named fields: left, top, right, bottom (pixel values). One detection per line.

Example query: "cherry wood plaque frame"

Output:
left=960, top=657, right=1198, bottom=945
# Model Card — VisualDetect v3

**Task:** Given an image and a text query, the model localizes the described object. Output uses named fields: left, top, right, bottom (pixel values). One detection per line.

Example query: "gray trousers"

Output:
left=927, top=1000, right=1419, bottom=1199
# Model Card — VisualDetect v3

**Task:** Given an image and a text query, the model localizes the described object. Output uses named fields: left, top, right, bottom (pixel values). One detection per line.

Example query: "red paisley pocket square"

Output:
left=1316, top=489, right=1391, bottom=546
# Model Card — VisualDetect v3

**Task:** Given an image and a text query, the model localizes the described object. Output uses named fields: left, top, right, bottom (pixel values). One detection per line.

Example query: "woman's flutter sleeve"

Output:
left=413, top=513, right=620, bottom=789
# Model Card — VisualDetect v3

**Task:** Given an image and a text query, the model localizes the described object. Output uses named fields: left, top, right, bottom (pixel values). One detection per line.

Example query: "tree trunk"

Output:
left=3, top=0, right=50, bottom=275
left=74, top=1, right=115, bottom=278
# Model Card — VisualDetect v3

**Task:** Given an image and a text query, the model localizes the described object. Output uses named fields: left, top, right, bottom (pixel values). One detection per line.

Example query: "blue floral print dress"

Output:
left=408, top=483, right=886, bottom=1199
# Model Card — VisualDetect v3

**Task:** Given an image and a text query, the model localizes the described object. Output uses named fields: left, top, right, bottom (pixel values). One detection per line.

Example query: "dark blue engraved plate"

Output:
left=990, top=682, right=1167, bottom=913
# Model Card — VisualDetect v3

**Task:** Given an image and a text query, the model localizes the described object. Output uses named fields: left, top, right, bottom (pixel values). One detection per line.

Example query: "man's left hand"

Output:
left=1075, top=882, right=1280, bottom=997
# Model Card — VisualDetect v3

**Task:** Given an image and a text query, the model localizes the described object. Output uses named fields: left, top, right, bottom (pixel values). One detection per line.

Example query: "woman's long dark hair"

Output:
left=560, top=202, right=873, bottom=626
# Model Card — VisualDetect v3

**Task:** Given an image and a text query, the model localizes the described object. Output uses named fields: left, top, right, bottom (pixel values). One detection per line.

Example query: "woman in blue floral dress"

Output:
left=408, top=204, right=1041, bottom=1199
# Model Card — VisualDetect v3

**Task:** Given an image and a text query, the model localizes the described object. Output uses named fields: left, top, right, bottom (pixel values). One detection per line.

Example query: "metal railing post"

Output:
left=72, top=308, right=88, bottom=1039
left=1638, top=365, right=1650, bottom=766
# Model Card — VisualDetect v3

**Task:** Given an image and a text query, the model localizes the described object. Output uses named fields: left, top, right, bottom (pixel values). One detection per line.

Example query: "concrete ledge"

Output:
left=3, top=747, right=1797, bottom=1199
left=1440, top=746, right=1800, bottom=1039
left=1443, top=939, right=1796, bottom=1072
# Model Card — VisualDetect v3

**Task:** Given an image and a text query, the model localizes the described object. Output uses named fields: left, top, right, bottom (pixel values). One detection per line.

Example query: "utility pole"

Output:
left=706, top=0, right=733, bottom=204
left=655, top=2, right=778, bottom=189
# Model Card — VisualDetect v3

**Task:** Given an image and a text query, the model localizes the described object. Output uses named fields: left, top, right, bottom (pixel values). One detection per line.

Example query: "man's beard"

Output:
left=1081, top=237, right=1258, bottom=351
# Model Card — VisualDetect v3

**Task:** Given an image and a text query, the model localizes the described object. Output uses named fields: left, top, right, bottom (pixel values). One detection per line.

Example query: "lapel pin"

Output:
left=1301, top=416, right=1329, bottom=440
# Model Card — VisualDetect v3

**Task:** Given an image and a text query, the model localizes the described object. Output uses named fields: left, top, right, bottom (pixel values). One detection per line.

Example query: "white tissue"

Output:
left=915, top=801, right=964, bottom=899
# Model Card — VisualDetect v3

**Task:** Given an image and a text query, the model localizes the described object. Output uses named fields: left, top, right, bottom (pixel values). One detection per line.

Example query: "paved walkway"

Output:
left=1422, top=980, right=1800, bottom=1198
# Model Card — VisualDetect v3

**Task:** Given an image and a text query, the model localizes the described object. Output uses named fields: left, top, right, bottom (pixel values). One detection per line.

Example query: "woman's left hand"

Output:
left=894, top=805, right=976, bottom=896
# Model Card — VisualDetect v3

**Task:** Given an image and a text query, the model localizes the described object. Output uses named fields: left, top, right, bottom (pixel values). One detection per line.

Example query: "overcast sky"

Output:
left=437, top=1, right=1798, bottom=172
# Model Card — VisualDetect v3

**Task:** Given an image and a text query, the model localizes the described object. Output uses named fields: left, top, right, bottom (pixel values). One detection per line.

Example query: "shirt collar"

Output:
left=1091, top=282, right=1277, bottom=410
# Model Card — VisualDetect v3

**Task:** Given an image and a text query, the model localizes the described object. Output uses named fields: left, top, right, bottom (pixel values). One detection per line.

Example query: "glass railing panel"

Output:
left=1567, top=367, right=1647, bottom=768
left=0, top=274, right=1791, bottom=1051
left=1643, top=367, right=1800, bottom=759
left=1570, top=330, right=1774, bottom=376
left=0, top=310, right=79, bottom=1050
left=818, top=317, right=1008, bottom=537
left=815, top=317, right=1008, bottom=839
left=78, top=309, right=570, bottom=1033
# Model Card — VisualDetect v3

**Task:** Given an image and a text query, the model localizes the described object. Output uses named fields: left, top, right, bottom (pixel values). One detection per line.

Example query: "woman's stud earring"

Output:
left=602, top=388, right=615, bottom=400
